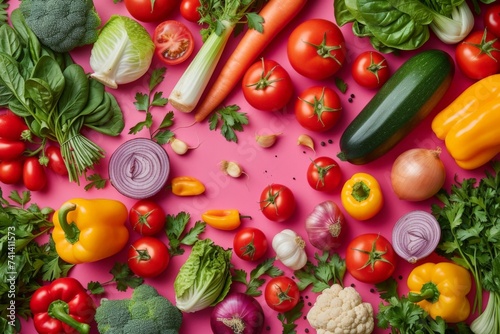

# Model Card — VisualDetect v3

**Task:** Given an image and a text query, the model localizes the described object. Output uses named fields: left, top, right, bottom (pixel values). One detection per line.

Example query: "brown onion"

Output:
left=390, top=148, right=446, bottom=201
left=109, top=138, right=170, bottom=199
left=392, top=210, right=441, bottom=263
left=305, top=200, right=346, bottom=251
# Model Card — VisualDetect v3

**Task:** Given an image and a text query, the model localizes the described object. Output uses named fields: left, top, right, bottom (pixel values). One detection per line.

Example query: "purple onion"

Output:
left=305, top=200, right=346, bottom=251
left=392, top=210, right=441, bottom=263
left=210, top=293, right=265, bottom=334
left=109, top=138, right=170, bottom=199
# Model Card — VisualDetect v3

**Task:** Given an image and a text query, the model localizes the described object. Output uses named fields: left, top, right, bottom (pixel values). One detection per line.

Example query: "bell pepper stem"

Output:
left=48, top=300, right=90, bottom=334
left=351, top=181, right=370, bottom=202
left=408, top=282, right=440, bottom=303
left=58, top=203, right=81, bottom=244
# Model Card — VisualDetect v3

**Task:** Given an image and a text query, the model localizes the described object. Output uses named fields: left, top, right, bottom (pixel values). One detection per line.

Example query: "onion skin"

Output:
left=210, top=293, right=265, bottom=334
left=109, top=138, right=170, bottom=199
left=390, top=148, right=446, bottom=201
left=305, top=200, right=346, bottom=251
left=392, top=210, right=441, bottom=263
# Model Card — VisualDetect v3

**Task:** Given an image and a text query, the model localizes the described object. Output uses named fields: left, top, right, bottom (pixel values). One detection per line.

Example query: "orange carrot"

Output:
left=193, top=0, right=308, bottom=122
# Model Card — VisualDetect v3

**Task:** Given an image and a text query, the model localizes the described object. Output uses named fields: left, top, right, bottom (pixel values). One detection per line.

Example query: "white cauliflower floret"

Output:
left=307, top=284, right=374, bottom=334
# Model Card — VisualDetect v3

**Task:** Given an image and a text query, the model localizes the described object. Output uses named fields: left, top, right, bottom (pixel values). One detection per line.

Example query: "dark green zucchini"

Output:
left=337, top=49, right=454, bottom=164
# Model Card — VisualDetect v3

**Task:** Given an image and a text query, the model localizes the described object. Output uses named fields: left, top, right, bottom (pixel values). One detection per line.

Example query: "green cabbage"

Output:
left=90, top=15, right=154, bottom=89
left=174, top=239, right=232, bottom=313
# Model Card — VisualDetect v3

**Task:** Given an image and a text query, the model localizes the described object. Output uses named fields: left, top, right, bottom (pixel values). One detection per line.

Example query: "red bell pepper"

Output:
left=30, top=277, right=96, bottom=334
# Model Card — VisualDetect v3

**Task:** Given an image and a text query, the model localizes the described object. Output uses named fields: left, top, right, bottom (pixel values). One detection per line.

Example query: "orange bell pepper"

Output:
left=341, top=172, right=383, bottom=221
left=171, top=176, right=206, bottom=196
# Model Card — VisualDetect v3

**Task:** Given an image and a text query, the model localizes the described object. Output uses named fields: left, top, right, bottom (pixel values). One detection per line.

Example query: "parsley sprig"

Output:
left=208, top=105, right=249, bottom=143
left=87, top=262, right=144, bottom=294
left=278, top=300, right=304, bottom=334
left=232, top=257, right=284, bottom=296
left=165, top=212, right=206, bottom=257
left=294, top=251, right=346, bottom=292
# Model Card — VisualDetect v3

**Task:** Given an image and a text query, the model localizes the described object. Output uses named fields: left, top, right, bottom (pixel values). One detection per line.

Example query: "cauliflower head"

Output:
left=307, top=284, right=374, bottom=334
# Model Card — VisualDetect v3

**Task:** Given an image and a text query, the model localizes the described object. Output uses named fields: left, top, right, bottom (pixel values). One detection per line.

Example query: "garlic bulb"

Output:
left=272, top=229, right=307, bottom=270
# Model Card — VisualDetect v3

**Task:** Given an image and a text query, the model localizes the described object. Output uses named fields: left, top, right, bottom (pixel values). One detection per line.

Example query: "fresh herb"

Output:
left=0, top=189, right=74, bottom=333
left=164, top=212, right=206, bottom=257
left=232, top=257, right=284, bottom=297
left=84, top=173, right=107, bottom=191
left=208, top=104, right=249, bottom=143
left=432, top=161, right=500, bottom=333
left=277, top=299, right=304, bottom=334
left=0, top=0, right=8, bottom=24
left=335, top=77, right=348, bottom=94
left=87, top=262, right=144, bottom=294
left=294, top=251, right=346, bottom=292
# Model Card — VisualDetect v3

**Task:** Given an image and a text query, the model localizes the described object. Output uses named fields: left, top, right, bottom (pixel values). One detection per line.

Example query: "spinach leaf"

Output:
left=58, top=64, right=90, bottom=124
left=0, top=24, right=22, bottom=59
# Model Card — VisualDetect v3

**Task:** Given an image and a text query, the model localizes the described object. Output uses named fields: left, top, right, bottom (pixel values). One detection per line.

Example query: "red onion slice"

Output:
left=109, top=138, right=170, bottom=199
left=392, top=210, right=441, bottom=263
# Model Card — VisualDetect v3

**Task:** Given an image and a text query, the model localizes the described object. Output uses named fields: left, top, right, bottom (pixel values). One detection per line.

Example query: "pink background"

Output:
left=5, top=0, right=491, bottom=333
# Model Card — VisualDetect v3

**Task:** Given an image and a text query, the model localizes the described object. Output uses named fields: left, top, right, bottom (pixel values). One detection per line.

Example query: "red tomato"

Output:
left=307, top=156, right=342, bottom=192
left=0, top=138, right=26, bottom=161
left=259, top=184, right=296, bottom=222
left=180, top=0, right=201, bottom=22
left=242, top=59, right=294, bottom=112
left=127, top=237, right=170, bottom=278
left=129, top=199, right=166, bottom=236
left=0, top=160, right=24, bottom=184
left=233, top=227, right=268, bottom=261
left=484, top=4, right=500, bottom=37
left=456, top=29, right=500, bottom=80
left=23, top=157, right=47, bottom=191
left=124, top=0, right=177, bottom=22
left=287, top=19, right=346, bottom=80
left=295, top=86, right=342, bottom=132
left=45, top=146, right=67, bottom=176
left=351, top=51, right=390, bottom=89
left=345, top=233, right=396, bottom=284
left=154, top=20, right=194, bottom=66
left=0, top=112, right=28, bottom=141
left=264, top=276, right=300, bottom=312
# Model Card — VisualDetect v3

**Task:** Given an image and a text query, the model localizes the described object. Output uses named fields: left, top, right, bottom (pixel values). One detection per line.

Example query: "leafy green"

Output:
left=0, top=0, right=8, bottom=25
left=87, top=262, right=144, bottom=294
left=277, top=299, right=304, bottom=334
left=232, top=257, right=284, bottom=297
left=84, top=173, right=107, bottom=191
left=164, top=212, right=206, bottom=257
left=294, top=251, right=346, bottom=292
left=208, top=104, right=249, bottom=143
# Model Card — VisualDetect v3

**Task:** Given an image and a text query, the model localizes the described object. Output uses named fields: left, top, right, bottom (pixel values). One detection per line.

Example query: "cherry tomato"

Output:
left=484, top=4, right=500, bottom=38
left=307, top=156, right=342, bottom=192
left=45, top=146, right=67, bottom=176
left=124, top=0, right=177, bottom=23
left=295, top=86, right=342, bottom=132
left=264, top=276, right=300, bottom=312
left=0, top=138, right=26, bottom=161
left=287, top=19, right=346, bottom=80
left=242, top=58, right=294, bottom=112
left=23, top=157, right=47, bottom=191
left=129, top=199, right=166, bottom=236
left=345, top=233, right=396, bottom=284
left=0, top=160, right=24, bottom=184
left=154, top=20, right=194, bottom=66
left=233, top=227, right=268, bottom=261
left=127, top=236, right=170, bottom=278
left=456, top=29, right=500, bottom=80
left=351, top=51, right=390, bottom=89
left=0, top=112, right=28, bottom=141
left=180, top=0, right=201, bottom=22
left=259, top=184, right=296, bottom=223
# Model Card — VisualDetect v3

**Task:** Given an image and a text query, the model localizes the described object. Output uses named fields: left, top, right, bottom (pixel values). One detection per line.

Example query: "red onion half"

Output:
left=210, top=293, right=265, bottom=334
left=392, top=210, right=441, bottom=263
left=109, top=138, right=170, bottom=199
left=305, top=200, right=346, bottom=251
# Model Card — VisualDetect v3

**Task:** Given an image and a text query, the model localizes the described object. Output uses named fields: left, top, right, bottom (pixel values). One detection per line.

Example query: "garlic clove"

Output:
left=297, top=134, right=315, bottom=153
left=220, top=160, right=245, bottom=178
left=255, top=133, right=282, bottom=148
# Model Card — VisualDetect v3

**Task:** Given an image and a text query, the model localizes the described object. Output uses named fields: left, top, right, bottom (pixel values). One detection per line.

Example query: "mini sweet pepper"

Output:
left=407, top=262, right=472, bottom=323
left=201, top=209, right=251, bottom=230
left=341, top=172, right=383, bottom=221
left=171, top=176, right=206, bottom=196
left=52, top=198, right=129, bottom=264
left=30, top=277, right=96, bottom=334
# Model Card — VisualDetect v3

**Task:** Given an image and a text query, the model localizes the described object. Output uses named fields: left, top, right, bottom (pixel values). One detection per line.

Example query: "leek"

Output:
left=168, top=0, right=264, bottom=113
left=429, top=2, right=474, bottom=44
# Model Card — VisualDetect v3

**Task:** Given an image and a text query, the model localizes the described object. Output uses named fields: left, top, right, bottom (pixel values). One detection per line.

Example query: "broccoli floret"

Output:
left=19, top=0, right=101, bottom=53
left=94, top=284, right=183, bottom=334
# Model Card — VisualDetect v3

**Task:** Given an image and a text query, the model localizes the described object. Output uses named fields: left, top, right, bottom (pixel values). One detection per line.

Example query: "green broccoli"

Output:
left=19, top=0, right=101, bottom=53
left=94, top=284, right=183, bottom=334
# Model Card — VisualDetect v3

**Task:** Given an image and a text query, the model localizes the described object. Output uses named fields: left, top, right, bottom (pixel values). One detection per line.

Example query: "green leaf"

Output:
left=335, top=77, right=348, bottom=93
left=278, top=300, right=304, bottom=334
left=209, top=105, right=249, bottom=143
left=151, top=91, right=168, bottom=107
left=84, top=173, right=107, bottom=191
left=294, top=251, right=346, bottom=292
left=158, top=111, right=175, bottom=129
left=149, top=67, right=166, bottom=91
left=153, top=129, right=175, bottom=145
left=165, top=212, right=205, bottom=257
left=133, top=92, right=149, bottom=111
left=87, top=281, right=105, bottom=295
left=109, top=262, right=143, bottom=292
left=232, top=257, right=283, bottom=297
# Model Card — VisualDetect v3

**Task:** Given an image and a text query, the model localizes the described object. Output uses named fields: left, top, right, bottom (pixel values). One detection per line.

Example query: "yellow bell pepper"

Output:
left=431, top=73, right=500, bottom=140
left=171, top=176, right=206, bottom=196
left=407, top=262, right=472, bottom=323
left=52, top=199, right=129, bottom=264
left=341, top=173, right=383, bottom=221
left=443, top=98, right=500, bottom=170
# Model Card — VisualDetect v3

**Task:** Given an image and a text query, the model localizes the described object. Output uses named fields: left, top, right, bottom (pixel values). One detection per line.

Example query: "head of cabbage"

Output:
left=90, top=15, right=154, bottom=89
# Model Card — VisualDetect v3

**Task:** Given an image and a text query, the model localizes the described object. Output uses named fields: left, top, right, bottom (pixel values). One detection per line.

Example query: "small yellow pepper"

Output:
left=407, top=262, right=472, bottom=323
left=431, top=73, right=500, bottom=140
left=201, top=209, right=251, bottom=231
left=171, top=176, right=206, bottom=196
left=341, top=172, right=383, bottom=221
left=52, top=199, right=129, bottom=264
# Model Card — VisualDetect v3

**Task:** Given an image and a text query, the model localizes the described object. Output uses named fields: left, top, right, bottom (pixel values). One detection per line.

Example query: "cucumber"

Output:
left=337, top=49, right=454, bottom=164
